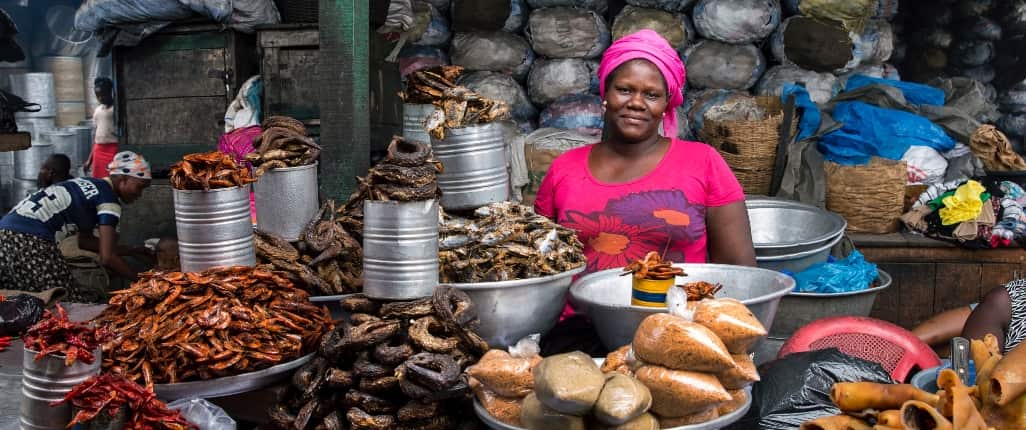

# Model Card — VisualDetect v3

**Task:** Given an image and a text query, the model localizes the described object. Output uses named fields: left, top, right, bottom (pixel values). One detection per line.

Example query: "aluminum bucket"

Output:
left=403, top=103, right=439, bottom=144
left=173, top=186, right=256, bottom=273
left=570, top=264, right=795, bottom=354
left=254, top=162, right=319, bottom=241
left=20, top=347, right=101, bottom=430
left=14, top=139, right=53, bottom=180
left=747, top=197, right=847, bottom=257
left=755, top=232, right=844, bottom=274
left=41, top=130, right=78, bottom=168
left=431, top=123, right=510, bottom=211
left=61, top=126, right=93, bottom=169
left=10, top=73, right=57, bottom=118
left=363, top=199, right=439, bottom=300
left=17, top=117, right=57, bottom=139
left=446, top=266, right=586, bottom=348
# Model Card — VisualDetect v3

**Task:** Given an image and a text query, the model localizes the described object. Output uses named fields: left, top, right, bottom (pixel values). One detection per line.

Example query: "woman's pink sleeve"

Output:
left=705, top=147, right=746, bottom=207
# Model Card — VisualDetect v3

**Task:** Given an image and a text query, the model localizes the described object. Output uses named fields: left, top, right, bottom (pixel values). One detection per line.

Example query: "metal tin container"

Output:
left=755, top=232, right=844, bottom=273
left=9, top=178, right=38, bottom=206
left=447, top=266, right=586, bottom=348
left=17, top=117, right=57, bottom=138
left=570, top=264, right=795, bottom=352
left=10, top=73, right=57, bottom=118
left=431, top=123, right=510, bottom=211
left=41, top=130, right=78, bottom=167
left=254, top=162, right=319, bottom=241
left=62, top=126, right=93, bottom=169
left=363, top=199, right=439, bottom=300
left=747, top=197, right=847, bottom=257
left=403, top=103, right=439, bottom=144
left=173, top=186, right=256, bottom=273
left=14, top=139, right=53, bottom=179
left=20, top=347, right=102, bottom=430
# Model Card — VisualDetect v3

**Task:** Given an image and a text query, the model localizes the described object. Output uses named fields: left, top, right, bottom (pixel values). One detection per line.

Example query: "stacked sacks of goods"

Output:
left=686, top=0, right=776, bottom=91
left=994, top=2, right=1026, bottom=147
left=396, top=0, right=455, bottom=78
left=947, top=1, right=999, bottom=91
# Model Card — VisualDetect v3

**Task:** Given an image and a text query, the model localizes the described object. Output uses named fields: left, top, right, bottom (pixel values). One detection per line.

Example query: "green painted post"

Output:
left=319, top=0, right=370, bottom=200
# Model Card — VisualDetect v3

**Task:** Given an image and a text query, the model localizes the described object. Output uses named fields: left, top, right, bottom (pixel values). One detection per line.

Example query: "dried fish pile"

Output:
left=93, top=266, right=332, bottom=388
left=24, top=305, right=109, bottom=366
left=399, top=66, right=509, bottom=140
left=55, top=374, right=196, bottom=430
left=247, top=116, right=321, bottom=176
left=169, top=152, right=257, bottom=190
left=353, top=136, right=442, bottom=202
left=439, top=202, right=585, bottom=283
left=622, top=251, right=686, bottom=281
left=270, top=287, right=487, bottom=430
left=255, top=219, right=362, bottom=296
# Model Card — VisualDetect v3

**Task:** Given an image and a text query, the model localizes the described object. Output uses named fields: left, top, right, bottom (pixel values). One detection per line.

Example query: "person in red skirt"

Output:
left=83, top=77, right=118, bottom=178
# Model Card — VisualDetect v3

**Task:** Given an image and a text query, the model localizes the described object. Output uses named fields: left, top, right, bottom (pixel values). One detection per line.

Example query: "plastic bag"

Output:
left=0, top=294, right=44, bottom=337
left=526, top=8, right=610, bottom=59
left=684, top=40, right=765, bottom=90
left=227, top=0, right=281, bottom=34
left=166, top=398, right=235, bottom=430
left=730, top=348, right=893, bottom=430
left=632, top=313, right=734, bottom=373
left=450, top=32, right=534, bottom=81
left=951, top=40, right=995, bottom=68
left=692, top=0, right=781, bottom=44
left=526, top=0, right=608, bottom=13
left=771, top=16, right=856, bottom=74
left=718, top=389, right=749, bottom=415
left=902, top=146, right=948, bottom=185
left=635, top=365, right=732, bottom=417
left=539, top=94, right=603, bottom=134
left=75, top=0, right=232, bottom=33
left=467, top=349, right=539, bottom=398
left=719, top=354, right=760, bottom=390
left=458, top=71, right=537, bottom=123
left=410, top=2, right=451, bottom=47
left=469, top=377, right=524, bottom=426
left=613, top=6, right=691, bottom=51
left=509, top=333, right=542, bottom=358
left=398, top=45, right=449, bottom=78
left=793, top=249, right=879, bottom=294
left=626, top=0, right=695, bottom=12
left=851, top=19, right=893, bottom=65
left=527, top=58, right=596, bottom=105
left=844, top=75, right=945, bottom=107
left=660, top=409, right=719, bottom=427
left=819, top=101, right=957, bottom=165
left=593, top=373, right=653, bottom=425
left=533, top=351, right=606, bottom=415
left=756, top=65, right=840, bottom=105
left=520, top=392, right=587, bottom=429
left=451, top=0, right=511, bottom=32
left=692, top=298, right=768, bottom=354
left=999, top=113, right=1026, bottom=139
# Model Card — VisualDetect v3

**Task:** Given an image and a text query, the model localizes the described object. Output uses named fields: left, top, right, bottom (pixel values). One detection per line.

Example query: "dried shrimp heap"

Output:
left=93, top=266, right=332, bottom=387
left=622, top=251, right=686, bottom=280
left=24, top=304, right=109, bottom=366
left=255, top=213, right=362, bottom=296
left=399, top=65, right=509, bottom=140
left=169, top=151, right=257, bottom=191
left=247, top=115, right=321, bottom=176
left=55, top=374, right=196, bottom=430
left=353, top=136, right=442, bottom=202
left=270, top=287, right=488, bottom=430
left=439, top=202, right=585, bottom=283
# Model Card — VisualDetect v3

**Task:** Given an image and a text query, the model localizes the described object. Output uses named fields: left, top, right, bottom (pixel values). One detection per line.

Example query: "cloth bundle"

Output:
left=902, top=180, right=1026, bottom=248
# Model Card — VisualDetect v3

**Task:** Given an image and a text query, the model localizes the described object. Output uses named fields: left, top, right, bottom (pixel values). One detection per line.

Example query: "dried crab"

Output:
left=247, top=116, right=321, bottom=176
left=622, top=251, right=686, bottom=281
left=400, top=66, right=509, bottom=140
left=169, top=152, right=256, bottom=191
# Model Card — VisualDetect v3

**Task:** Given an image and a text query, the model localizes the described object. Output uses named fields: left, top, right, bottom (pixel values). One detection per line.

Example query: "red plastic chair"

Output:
left=777, top=316, right=942, bottom=382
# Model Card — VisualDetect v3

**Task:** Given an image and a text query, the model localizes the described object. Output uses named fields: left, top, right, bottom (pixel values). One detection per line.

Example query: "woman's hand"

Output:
left=706, top=201, right=757, bottom=267
left=97, top=225, right=139, bottom=281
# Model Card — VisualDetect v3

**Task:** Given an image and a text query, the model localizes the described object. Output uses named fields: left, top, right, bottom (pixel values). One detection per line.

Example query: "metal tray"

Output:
left=153, top=353, right=314, bottom=402
left=474, top=360, right=753, bottom=430
left=310, top=294, right=354, bottom=320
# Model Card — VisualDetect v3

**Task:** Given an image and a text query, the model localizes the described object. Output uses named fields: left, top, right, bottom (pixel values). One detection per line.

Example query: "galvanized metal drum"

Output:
left=20, top=347, right=101, bottom=430
left=403, top=103, right=439, bottom=144
left=254, top=162, right=319, bottom=241
left=10, top=73, right=57, bottom=118
left=363, top=199, right=439, bottom=299
left=17, top=117, right=57, bottom=138
left=41, top=130, right=78, bottom=167
left=37, top=56, right=85, bottom=102
left=173, top=186, right=256, bottom=273
left=56, top=101, right=86, bottom=127
left=14, top=139, right=53, bottom=179
left=9, top=178, right=38, bottom=206
left=61, top=126, right=93, bottom=169
left=431, top=123, right=510, bottom=211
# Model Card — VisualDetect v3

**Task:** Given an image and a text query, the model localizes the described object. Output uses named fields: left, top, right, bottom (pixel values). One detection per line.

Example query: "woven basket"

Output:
left=701, top=96, right=790, bottom=195
left=825, top=158, right=908, bottom=234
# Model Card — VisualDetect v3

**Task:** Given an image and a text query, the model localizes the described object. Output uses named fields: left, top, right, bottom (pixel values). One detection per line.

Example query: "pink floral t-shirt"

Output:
left=534, top=139, right=745, bottom=275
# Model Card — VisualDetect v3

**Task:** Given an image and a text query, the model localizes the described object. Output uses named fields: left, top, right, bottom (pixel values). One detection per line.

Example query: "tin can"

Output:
left=631, top=278, right=675, bottom=307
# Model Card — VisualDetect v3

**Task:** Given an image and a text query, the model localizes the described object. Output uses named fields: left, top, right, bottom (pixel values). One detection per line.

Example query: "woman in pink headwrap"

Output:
left=535, top=31, right=756, bottom=352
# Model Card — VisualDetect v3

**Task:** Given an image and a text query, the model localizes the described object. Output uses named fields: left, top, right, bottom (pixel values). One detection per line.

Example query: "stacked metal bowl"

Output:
left=746, top=197, right=847, bottom=273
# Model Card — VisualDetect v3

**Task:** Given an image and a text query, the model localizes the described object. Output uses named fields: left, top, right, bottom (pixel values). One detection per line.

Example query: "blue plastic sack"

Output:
left=819, top=101, right=957, bottom=165
left=844, top=75, right=946, bottom=107
left=793, top=250, right=879, bottom=293
left=782, top=83, right=820, bottom=142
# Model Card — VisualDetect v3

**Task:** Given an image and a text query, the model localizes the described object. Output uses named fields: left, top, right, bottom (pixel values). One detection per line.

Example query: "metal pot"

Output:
left=173, top=186, right=256, bottom=273
left=20, top=347, right=101, bottom=430
left=446, top=266, right=586, bottom=348
left=10, top=73, right=57, bottom=118
left=431, top=122, right=510, bottom=211
left=254, top=162, right=319, bottom=241
left=755, top=232, right=844, bottom=274
left=746, top=197, right=846, bottom=257
left=570, top=264, right=795, bottom=352
left=402, top=103, right=439, bottom=144
left=362, top=199, right=439, bottom=299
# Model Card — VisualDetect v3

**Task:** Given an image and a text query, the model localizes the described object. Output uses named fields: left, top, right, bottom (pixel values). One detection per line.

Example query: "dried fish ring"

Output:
left=432, top=286, right=477, bottom=332
left=401, top=352, right=460, bottom=392
left=350, top=313, right=382, bottom=326
left=397, top=400, right=444, bottom=422
left=325, top=368, right=355, bottom=388
left=387, top=137, right=432, bottom=167
left=268, top=404, right=296, bottom=429
left=409, top=316, right=459, bottom=353
left=292, top=356, right=328, bottom=390
left=400, top=375, right=470, bottom=401
left=340, top=295, right=380, bottom=314
left=396, top=416, right=452, bottom=430
left=346, top=319, right=402, bottom=350
left=347, top=407, right=396, bottom=430
left=456, top=328, right=490, bottom=356
left=318, top=324, right=347, bottom=361
left=354, top=353, right=394, bottom=379
left=370, top=163, right=438, bottom=187
left=380, top=297, right=435, bottom=319
left=263, top=115, right=307, bottom=136
left=374, top=339, right=416, bottom=366
left=344, top=390, right=397, bottom=415
left=358, top=374, right=399, bottom=394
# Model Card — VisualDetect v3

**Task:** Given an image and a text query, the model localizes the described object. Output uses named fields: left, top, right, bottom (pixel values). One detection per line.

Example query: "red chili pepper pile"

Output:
left=53, top=374, right=196, bottom=430
left=23, top=305, right=110, bottom=366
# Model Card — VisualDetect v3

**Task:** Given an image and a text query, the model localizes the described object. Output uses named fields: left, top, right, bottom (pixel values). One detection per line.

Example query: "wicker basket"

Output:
left=825, top=158, right=908, bottom=234
left=701, top=96, right=789, bottom=195
left=276, top=0, right=318, bottom=23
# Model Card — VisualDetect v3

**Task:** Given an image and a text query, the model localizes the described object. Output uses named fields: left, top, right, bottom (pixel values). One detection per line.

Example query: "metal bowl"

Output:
left=445, top=265, right=586, bottom=348
left=310, top=294, right=354, bottom=321
left=154, top=353, right=314, bottom=402
left=755, top=232, right=844, bottom=274
left=768, top=270, right=893, bottom=339
left=746, top=197, right=846, bottom=257
left=570, top=264, right=795, bottom=351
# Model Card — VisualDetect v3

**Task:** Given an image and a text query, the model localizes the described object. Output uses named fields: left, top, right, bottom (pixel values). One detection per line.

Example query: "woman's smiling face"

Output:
left=603, top=59, right=669, bottom=143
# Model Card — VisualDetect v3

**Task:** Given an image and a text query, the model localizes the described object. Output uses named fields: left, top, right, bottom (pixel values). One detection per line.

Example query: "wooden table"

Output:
left=853, top=232, right=1026, bottom=330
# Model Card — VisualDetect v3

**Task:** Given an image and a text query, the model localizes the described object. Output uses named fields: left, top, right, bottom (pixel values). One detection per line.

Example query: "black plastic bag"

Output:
left=0, top=295, right=45, bottom=337
left=728, top=348, right=893, bottom=430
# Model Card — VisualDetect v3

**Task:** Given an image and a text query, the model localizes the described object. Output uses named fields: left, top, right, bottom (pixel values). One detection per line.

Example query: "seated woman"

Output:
left=913, top=279, right=1026, bottom=354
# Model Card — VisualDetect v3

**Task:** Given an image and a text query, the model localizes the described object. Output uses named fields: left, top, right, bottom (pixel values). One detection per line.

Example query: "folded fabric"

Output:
left=901, top=205, right=933, bottom=233
left=968, top=125, right=1026, bottom=171
left=1000, top=181, right=1026, bottom=205
left=953, top=199, right=996, bottom=241
left=940, top=180, right=987, bottom=225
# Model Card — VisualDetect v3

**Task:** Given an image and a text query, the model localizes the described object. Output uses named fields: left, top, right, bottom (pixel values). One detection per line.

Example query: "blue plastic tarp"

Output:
left=819, top=101, right=957, bottom=165
left=782, top=84, right=821, bottom=142
left=845, top=75, right=946, bottom=107
left=794, top=250, right=879, bottom=294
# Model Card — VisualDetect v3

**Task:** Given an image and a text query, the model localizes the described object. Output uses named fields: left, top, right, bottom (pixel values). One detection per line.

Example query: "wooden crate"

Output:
left=113, top=24, right=258, bottom=174
left=258, top=24, right=321, bottom=123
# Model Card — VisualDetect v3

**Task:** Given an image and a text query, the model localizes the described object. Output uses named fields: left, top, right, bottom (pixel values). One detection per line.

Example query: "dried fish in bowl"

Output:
left=439, top=202, right=585, bottom=283
left=400, top=66, right=510, bottom=140
left=247, top=116, right=321, bottom=176
left=169, top=152, right=257, bottom=190
left=351, top=136, right=442, bottom=202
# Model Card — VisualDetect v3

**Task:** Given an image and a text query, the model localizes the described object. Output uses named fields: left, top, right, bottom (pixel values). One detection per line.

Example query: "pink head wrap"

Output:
left=598, top=29, right=686, bottom=138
